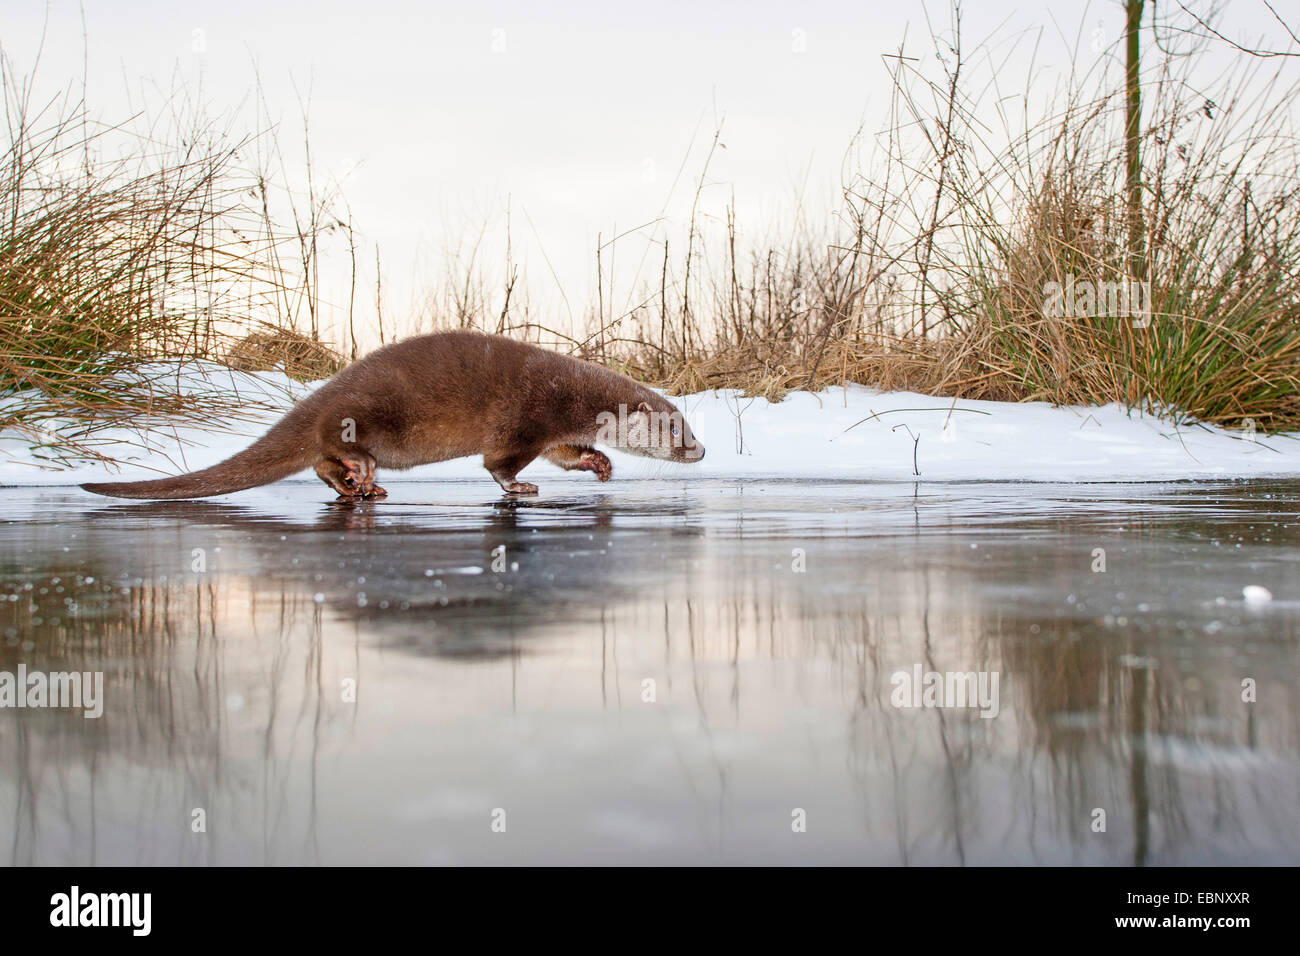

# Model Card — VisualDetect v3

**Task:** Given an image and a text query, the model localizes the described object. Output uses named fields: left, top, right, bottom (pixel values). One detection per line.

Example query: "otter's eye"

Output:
left=671, top=426, right=680, bottom=437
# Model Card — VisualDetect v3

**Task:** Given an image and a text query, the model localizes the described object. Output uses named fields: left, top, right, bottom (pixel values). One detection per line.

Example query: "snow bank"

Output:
left=2, top=362, right=1297, bottom=487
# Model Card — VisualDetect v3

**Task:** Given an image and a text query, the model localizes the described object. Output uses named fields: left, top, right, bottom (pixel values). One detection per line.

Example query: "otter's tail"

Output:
left=81, top=405, right=319, bottom=500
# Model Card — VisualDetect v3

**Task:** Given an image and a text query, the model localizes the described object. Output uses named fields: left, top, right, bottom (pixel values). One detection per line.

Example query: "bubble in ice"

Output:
left=1242, top=585, right=1273, bottom=607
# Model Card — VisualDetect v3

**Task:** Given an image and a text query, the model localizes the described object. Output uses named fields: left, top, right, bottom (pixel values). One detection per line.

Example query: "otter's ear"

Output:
left=638, top=401, right=652, bottom=413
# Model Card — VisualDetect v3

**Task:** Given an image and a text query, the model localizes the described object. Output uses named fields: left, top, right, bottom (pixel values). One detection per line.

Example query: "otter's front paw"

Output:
left=577, top=450, right=613, bottom=482
left=505, top=481, right=539, bottom=496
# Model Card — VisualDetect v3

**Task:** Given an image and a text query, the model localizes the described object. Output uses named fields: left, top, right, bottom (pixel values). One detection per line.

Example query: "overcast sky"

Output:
left=6, top=1, right=1298, bottom=346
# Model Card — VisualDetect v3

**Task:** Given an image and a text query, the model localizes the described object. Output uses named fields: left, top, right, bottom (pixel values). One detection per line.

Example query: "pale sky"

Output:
left=5, top=0, right=1298, bottom=348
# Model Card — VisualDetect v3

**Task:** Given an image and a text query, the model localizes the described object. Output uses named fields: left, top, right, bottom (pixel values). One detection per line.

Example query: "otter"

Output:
left=81, top=331, right=705, bottom=500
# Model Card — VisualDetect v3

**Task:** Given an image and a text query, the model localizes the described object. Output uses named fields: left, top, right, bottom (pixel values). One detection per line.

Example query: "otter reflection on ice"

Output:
left=1, top=481, right=1297, bottom=864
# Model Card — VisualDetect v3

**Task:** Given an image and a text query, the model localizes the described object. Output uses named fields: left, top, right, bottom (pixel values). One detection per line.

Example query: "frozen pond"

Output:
left=1, top=478, right=1298, bottom=864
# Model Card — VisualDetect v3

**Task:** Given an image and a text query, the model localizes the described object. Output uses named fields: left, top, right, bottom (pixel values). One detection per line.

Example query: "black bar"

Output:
left=0, top=865, right=1280, bottom=942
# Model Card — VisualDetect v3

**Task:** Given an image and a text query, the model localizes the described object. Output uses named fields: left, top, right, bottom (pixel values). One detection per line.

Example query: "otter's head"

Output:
left=595, top=394, right=705, bottom=463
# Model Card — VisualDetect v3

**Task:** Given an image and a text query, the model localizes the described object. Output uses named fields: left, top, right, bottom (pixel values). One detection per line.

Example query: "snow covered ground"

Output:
left=2, top=362, right=1298, bottom=488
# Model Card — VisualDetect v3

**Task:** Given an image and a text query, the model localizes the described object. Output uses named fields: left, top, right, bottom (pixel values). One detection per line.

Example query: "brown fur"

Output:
left=81, top=331, right=705, bottom=500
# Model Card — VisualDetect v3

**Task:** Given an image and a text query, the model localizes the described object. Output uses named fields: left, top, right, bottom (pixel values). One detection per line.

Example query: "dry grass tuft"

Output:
left=226, top=323, right=342, bottom=382
left=0, top=45, right=353, bottom=464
